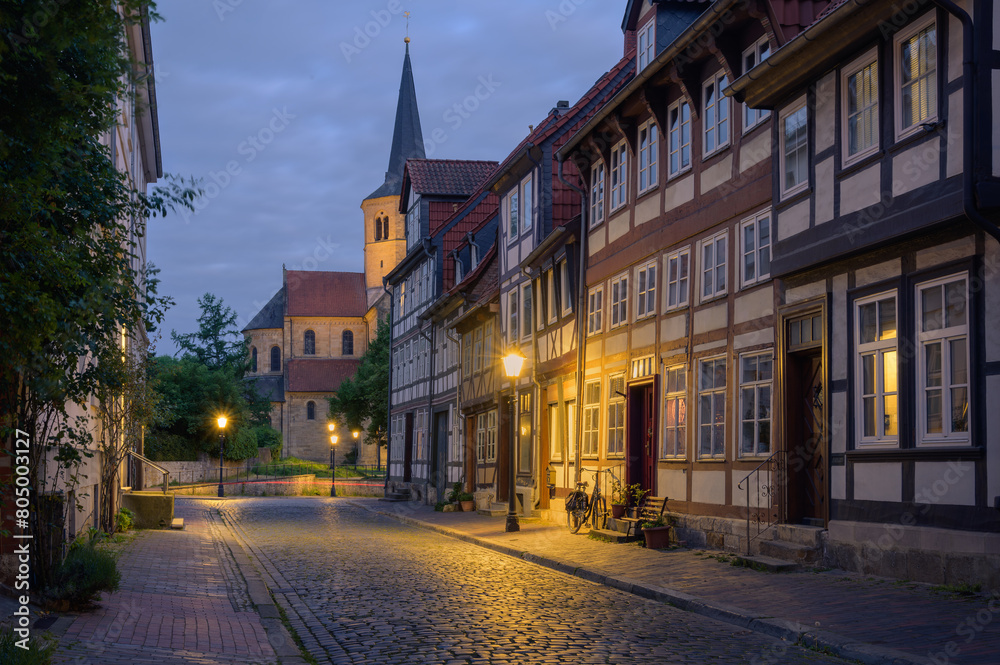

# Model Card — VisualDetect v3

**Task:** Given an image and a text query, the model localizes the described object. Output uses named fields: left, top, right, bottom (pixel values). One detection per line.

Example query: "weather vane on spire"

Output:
left=404, top=11, right=411, bottom=43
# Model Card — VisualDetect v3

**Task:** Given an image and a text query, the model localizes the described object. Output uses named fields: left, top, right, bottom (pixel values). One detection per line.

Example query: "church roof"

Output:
left=243, top=288, right=285, bottom=331
left=366, top=43, right=425, bottom=201
left=287, top=358, right=362, bottom=393
left=285, top=271, right=367, bottom=318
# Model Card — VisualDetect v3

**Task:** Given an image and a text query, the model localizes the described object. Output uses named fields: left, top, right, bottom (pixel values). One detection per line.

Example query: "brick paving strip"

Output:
left=45, top=500, right=306, bottom=665
left=348, top=498, right=1000, bottom=665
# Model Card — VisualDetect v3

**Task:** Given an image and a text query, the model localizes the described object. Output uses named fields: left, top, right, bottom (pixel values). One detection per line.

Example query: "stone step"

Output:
left=589, top=528, right=631, bottom=543
left=772, top=523, right=825, bottom=547
left=170, top=518, right=184, bottom=530
left=732, top=554, right=800, bottom=573
left=759, top=539, right=821, bottom=563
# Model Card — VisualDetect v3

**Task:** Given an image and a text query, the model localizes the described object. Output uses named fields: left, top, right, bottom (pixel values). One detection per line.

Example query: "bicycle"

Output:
left=565, top=470, right=610, bottom=534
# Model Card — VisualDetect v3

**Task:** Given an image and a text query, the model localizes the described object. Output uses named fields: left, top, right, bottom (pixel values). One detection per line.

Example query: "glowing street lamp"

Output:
left=330, top=434, right=338, bottom=497
left=502, top=349, right=526, bottom=532
left=217, top=416, right=228, bottom=498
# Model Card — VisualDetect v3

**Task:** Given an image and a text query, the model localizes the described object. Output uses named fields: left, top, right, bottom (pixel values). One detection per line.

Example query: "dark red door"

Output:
left=627, top=380, right=658, bottom=494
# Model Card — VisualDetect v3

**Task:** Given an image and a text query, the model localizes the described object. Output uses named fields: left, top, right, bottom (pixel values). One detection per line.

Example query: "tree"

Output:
left=0, top=1, right=197, bottom=586
left=329, top=318, right=390, bottom=466
left=170, top=293, right=248, bottom=373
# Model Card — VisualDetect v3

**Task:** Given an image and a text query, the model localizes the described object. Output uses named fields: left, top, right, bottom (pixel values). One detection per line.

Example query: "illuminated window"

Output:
left=662, top=365, right=687, bottom=458
left=698, top=356, right=727, bottom=458
left=896, top=17, right=937, bottom=137
left=844, top=51, right=879, bottom=161
left=607, top=374, right=625, bottom=456
left=582, top=381, right=601, bottom=458
left=855, top=292, right=898, bottom=444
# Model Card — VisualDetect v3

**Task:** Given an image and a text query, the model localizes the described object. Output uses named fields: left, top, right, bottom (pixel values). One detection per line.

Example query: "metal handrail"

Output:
left=737, top=450, right=785, bottom=555
left=128, top=450, right=170, bottom=494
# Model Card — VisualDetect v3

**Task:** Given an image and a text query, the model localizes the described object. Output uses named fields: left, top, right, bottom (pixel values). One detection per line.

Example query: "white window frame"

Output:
left=610, top=273, right=629, bottom=328
left=739, top=209, right=771, bottom=289
left=559, top=259, right=572, bottom=317
left=508, top=289, right=519, bottom=343
left=521, top=283, right=533, bottom=341
left=742, top=37, right=771, bottom=132
left=697, top=356, right=727, bottom=459
left=699, top=230, right=728, bottom=302
left=587, top=286, right=603, bottom=336
left=505, top=188, right=520, bottom=242
left=637, top=19, right=655, bottom=71
left=590, top=161, right=606, bottom=228
left=545, top=268, right=557, bottom=325
left=607, top=374, right=626, bottom=457
left=476, top=412, right=487, bottom=462
left=548, top=403, right=562, bottom=461
left=779, top=97, right=809, bottom=198
left=636, top=260, right=657, bottom=320
left=406, top=201, right=420, bottom=250
left=738, top=351, right=773, bottom=457
left=916, top=274, right=970, bottom=445
left=582, top=380, right=601, bottom=458
left=662, top=364, right=687, bottom=459
left=842, top=48, right=880, bottom=165
left=894, top=14, right=938, bottom=140
left=702, top=71, right=731, bottom=157
left=667, top=98, right=692, bottom=178
left=521, top=173, right=534, bottom=235
left=665, top=247, right=690, bottom=311
left=855, top=290, right=899, bottom=447
left=610, top=140, right=628, bottom=212
left=638, top=119, right=658, bottom=194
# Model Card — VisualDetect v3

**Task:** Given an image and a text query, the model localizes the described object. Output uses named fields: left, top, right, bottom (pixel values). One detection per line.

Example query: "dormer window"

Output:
left=637, top=20, right=655, bottom=70
left=470, top=241, right=480, bottom=270
left=505, top=188, right=520, bottom=241
left=453, top=251, right=464, bottom=284
left=406, top=200, right=420, bottom=250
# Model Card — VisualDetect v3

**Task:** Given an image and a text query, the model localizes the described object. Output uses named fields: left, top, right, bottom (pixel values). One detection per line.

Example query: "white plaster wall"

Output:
left=660, top=312, right=688, bottom=344
left=693, top=303, right=728, bottom=334
left=914, top=461, right=976, bottom=507
left=732, top=470, right=769, bottom=508
left=634, top=192, right=659, bottom=226
left=986, top=239, right=1000, bottom=363
left=815, top=157, right=834, bottom=224
left=734, top=327, right=773, bottom=350
left=608, top=208, right=630, bottom=244
left=854, top=462, right=901, bottom=502
left=632, top=320, right=656, bottom=349
left=832, top=273, right=849, bottom=381
left=589, top=228, right=606, bottom=255
left=658, top=468, right=687, bottom=502
left=946, top=90, right=963, bottom=178
left=831, top=465, right=846, bottom=500
left=855, top=259, right=901, bottom=287
left=665, top=174, right=694, bottom=211
left=693, top=339, right=727, bottom=354
left=700, top=154, right=733, bottom=195
left=814, top=72, right=836, bottom=153
left=915, top=235, right=974, bottom=270
left=989, top=375, right=1000, bottom=506
left=777, top=199, right=809, bottom=241
left=605, top=331, right=628, bottom=356
left=785, top=281, right=826, bottom=304
left=739, top=127, right=771, bottom=173
left=892, top=139, right=940, bottom=196
left=840, top=163, right=882, bottom=215
left=734, top=286, right=773, bottom=324
left=830, top=392, right=847, bottom=454
left=691, top=470, right=726, bottom=505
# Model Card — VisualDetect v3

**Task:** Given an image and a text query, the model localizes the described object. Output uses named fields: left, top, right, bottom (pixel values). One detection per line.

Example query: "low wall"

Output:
left=122, top=492, right=174, bottom=529
left=170, top=476, right=385, bottom=498
left=146, top=450, right=272, bottom=488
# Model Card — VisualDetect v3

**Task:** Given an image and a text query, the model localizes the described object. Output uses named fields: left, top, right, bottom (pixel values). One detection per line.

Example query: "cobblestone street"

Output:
left=221, top=497, right=850, bottom=664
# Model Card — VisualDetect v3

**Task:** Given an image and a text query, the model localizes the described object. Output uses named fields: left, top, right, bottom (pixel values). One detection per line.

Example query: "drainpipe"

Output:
left=929, top=0, right=1000, bottom=245
left=381, top=277, right=394, bottom=492
left=445, top=326, right=464, bottom=489
left=556, top=157, right=588, bottom=485
left=521, top=264, right=546, bottom=510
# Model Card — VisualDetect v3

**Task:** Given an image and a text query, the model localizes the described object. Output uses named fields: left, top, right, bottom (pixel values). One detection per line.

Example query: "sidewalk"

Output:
left=350, top=497, right=1000, bottom=665
left=45, top=501, right=300, bottom=665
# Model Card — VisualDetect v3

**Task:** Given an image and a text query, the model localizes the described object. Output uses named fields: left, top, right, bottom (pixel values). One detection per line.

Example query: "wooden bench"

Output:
left=618, top=496, right=668, bottom=539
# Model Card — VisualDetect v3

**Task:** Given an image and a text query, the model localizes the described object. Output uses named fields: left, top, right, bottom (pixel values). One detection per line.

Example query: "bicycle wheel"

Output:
left=590, top=495, right=607, bottom=531
left=567, top=492, right=587, bottom=533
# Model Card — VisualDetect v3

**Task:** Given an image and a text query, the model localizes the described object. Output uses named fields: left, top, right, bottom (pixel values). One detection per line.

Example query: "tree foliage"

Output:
left=329, top=318, right=390, bottom=452
left=170, top=293, right=249, bottom=373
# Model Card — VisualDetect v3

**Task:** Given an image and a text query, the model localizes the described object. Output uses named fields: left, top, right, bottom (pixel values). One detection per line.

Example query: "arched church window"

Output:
left=375, top=216, right=383, bottom=241
left=342, top=330, right=354, bottom=356
left=306, top=401, right=316, bottom=420
left=304, top=329, right=316, bottom=355
left=251, top=346, right=257, bottom=373
left=270, top=346, right=281, bottom=372
left=383, top=217, right=389, bottom=240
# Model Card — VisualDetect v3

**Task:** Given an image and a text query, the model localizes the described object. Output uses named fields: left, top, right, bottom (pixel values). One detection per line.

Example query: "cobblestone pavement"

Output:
left=222, top=497, right=852, bottom=664
left=51, top=502, right=276, bottom=665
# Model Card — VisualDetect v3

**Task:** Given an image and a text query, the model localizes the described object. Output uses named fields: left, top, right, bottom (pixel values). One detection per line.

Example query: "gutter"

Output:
left=382, top=277, right=394, bottom=492
left=557, top=0, right=740, bottom=161
left=556, top=157, right=587, bottom=485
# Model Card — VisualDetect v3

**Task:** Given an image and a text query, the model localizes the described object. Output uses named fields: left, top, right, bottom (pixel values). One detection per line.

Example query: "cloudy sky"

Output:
left=149, top=1, right=627, bottom=354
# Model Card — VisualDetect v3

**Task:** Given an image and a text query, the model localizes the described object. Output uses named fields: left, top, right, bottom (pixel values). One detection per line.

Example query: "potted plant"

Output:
left=641, top=514, right=672, bottom=550
left=447, top=481, right=462, bottom=505
left=627, top=484, right=649, bottom=518
left=458, top=492, right=475, bottom=512
left=610, top=476, right=627, bottom=519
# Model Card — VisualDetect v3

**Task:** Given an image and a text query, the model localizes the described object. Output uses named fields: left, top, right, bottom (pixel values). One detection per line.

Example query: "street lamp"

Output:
left=502, top=348, right=526, bottom=533
left=330, top=434, right=338, bottom=497
left=217, top=416, right=227, bottom=498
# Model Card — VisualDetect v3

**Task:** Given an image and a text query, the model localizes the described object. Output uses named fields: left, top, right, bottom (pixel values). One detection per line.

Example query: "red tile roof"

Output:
left=439, top=190, right=499, bottom=290
left=403, top=159, right=498, bottom=197
left=287, top=358, right=362, bottom=393
left=284, top=271, right=367, bottom=318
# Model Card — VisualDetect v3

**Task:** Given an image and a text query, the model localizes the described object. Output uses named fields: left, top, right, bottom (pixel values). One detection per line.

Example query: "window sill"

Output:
left=739, top=277, right=771, bottom=292
left=695, top=456, right=726, bottom=463
left=777, top=184, right=812, bottom=209
left=667, top=166, right=693, bottom=182
left=635, top=312, right=656, bottom=322
left=892, top=118, right=942, bottom=151
left=703, top=144, right=732, bottom=163
left=636, top=184, right=659, bottom=201
left=698, top=292, right=728, bottom=306
left=741, top=119, right=770, bottom=136
left=609, top=203, right=629, bottom=216
left=840, top=147, right=882, bottom=175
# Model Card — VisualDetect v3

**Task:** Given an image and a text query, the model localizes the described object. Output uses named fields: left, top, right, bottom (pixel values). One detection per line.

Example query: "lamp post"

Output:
left=328, top=423, right=337, bottom=498
left=217, top=416, right=227, bottom=498
left=502, top=349, right=526, bottom=532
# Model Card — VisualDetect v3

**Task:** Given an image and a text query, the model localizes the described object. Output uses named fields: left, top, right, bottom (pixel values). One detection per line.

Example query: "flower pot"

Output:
left=611, top=504, right=626, bottom=519
left=643, top=525, right=672, bottom=550
left=460, top=499, right=475, bottom=512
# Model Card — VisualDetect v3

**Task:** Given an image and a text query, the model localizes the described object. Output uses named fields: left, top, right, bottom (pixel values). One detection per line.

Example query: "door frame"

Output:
left=625, top=376, right=659, bottom=494
left=777, top=295, right=830, bottom=527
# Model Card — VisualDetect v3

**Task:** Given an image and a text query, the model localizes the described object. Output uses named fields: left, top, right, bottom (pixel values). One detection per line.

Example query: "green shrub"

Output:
left=252, top=425, right=282, bottom=452
left=115, top=507, right=134, bottom=532
left=146, top=432, right=200, bottom=461
left=0, top=625, right=55, bottom=665
left=47, top=536, right=120, bottom=608
left=447, top=482, right=462, bottom=503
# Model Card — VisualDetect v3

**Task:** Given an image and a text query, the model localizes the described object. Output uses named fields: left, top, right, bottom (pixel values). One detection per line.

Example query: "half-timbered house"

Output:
left=730, top=0, right=1000, bottom=585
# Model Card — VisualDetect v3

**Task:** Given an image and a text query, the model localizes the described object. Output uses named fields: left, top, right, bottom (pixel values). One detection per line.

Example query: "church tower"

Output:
left=362, top=39, right=425, bottom=306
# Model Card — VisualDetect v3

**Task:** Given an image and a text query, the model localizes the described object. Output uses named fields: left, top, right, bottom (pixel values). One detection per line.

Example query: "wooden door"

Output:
left=403, top=412, right=413, bottom=483
left=626, top=381, right=658, bottom=494
left=786, top=351, right=826, bottom=524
